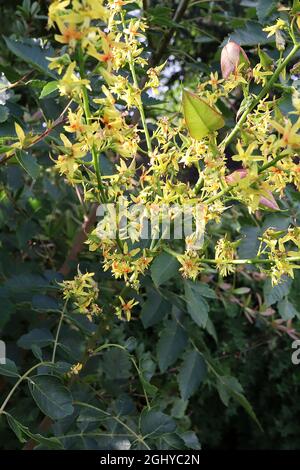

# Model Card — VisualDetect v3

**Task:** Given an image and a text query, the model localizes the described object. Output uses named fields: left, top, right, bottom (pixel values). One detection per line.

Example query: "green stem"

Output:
left=204, top=187, right=229, bottom=205
left=0, top=362, right=52, bottom=415
left=74, top=401, right=151, bottom=450
left=195, top=45, right=300, bottom=197
left=78, top=49, right=123, bottom=252
left=198, top=149, right=295, bottom=204
left=121, top=13, right=152, bottom=155
left=92, top=343, right=150, bottom=409
left=51, top=301, right=68, bottom=363
left=78, top=48, right=106, bottom=202
left=258, top=152, right=285, bottom=174
left=222, top=43, right=300, bottom=149
left=129, top=59, right=152, bottom=154
left=163, top=246, right=300, bottom=266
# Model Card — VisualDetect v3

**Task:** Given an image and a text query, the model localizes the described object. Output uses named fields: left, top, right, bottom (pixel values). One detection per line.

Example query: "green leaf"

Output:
left=233, top=287, right=251, bottom=295
left=139, top=373, right=158, bottom=397
left=157, top=321, right=187, bottom=373
left=32, top=294, right=61, bottom=312
left=238, top=226, right=261, bottom=260
left=0, top=105, right=9, bottom=123
left=217, top=375, right=262, bottom=431
left=256, top=0, right=276, bottom=23
left=140, top=409, right=176, bottom=437
left=263, top=276, right=292, bottom=307
left=183, top=89, right=224, bottom=140
left=0, top=359, right=20, bottom=378
left=188, top=282, right=217, bottom=299
left=6, top=413, right=63, bottom=449
left=4, top=37, right=56, bottom=78
left=40, top=81, right=58, bottom=98
left=184, top=280, right=209, bottom=328
left=147, top=6, right=174, bottom=28
left=171, top=398, right=188, bottom=419
left=102, top=348, right=132, bottom=380
left=141, top=290, right=170, bottom=328
left=150, top=252, right=179, bottom=287
left=278, top=298, right=298, bottom=320
left=223, top=21, right=271, bottom=46
left=292, top=0, right=300, bottom=13
left=258, top=45, right=274, bottom=69
left=28, top=374, right=74, bottom=420
left=178, top=350, right=207, bottom=400
left=16, top=150, right=40, bottom=180
left=17, top=328, right=54, bottom=350
left=181, top=431, right=201, bottom=450
left=4, top=273, right=48, bottom=298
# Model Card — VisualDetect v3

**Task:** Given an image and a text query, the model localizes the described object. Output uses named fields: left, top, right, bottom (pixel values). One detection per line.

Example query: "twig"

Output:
left=59, top=203, right=98, bottom=277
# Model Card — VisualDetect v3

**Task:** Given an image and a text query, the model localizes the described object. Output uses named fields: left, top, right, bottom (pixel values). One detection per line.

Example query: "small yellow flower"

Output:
left=263, top=18, right=286, bottom=38
left=58, top=62, right=90, bottom=97
left=67, top=362, right=83, bottom=377
left=215, top=237, right=237, bottom=277
left=232, top=140, right=263, bottom=165
left=271, top=118, right=300, bottom=149
left=117, top=297, right=138, bottom=321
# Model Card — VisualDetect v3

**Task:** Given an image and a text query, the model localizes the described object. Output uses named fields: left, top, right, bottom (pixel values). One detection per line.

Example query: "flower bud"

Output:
left=221, top=41, right=250, bottom=79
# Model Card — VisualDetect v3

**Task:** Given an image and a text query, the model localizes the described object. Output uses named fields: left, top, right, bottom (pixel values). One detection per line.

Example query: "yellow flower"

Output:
left=54, top=21, right=84, bottom=47
left=116, top=297, right=138, bottom=321
left=123, top=19, right=147, bottom=41
left=263, top=18, right=286, bottom=38
left=252, top=63, right=273, bottom=86
left=208, top=71, right=224, bottom=90
left=55, top=133, right=86, bottom=179
left=232, top=140, right=263, bottom=165
left=58, top=62, right=90, bottom=97
left=215, top=237, right=237, bottom=276
left=48, top=0, right=70, bottom=28
left=271, top=118, right=300, bottom=149
left=67, top=362, right=83, bottom=377
left=178, top=253, right=202, bottom=280
left=64, top=108, right=98, bottom=137
left=73, top=0, right=108, bottom=22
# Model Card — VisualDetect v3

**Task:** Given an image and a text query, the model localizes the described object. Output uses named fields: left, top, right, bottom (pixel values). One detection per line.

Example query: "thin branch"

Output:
left=221, top=43, right=300, bottom=149
left=59, top=203, right=98, bottom=277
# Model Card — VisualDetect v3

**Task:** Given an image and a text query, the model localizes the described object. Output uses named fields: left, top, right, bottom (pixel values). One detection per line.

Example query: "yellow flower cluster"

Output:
left=61, top=270, right=101, bottom=319
left=41, top=2, right=300, bottom=311
left=260, top=228, right=300, bottom=285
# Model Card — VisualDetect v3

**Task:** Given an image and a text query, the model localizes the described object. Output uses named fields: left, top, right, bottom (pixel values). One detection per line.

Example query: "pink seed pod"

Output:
left=221, top=41, right=250, bottom=79
left=226, top=169, right=279, bottom=210
left=225, top=168, right=248, bottom=184
left=259, top=192, right=280, bottom=211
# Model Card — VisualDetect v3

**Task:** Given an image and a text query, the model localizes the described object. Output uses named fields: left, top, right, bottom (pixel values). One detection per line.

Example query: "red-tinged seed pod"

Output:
left=221, top=41, right=250, bottom=79
left=259, top=192, right=280, bottom=211
left=225, top=168, right=248, bottom=184
left=226, top=170, right=279, bottom=210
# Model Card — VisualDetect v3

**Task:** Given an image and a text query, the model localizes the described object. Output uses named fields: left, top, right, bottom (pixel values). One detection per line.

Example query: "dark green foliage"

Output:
left=0, top=0, right=300, bottom=451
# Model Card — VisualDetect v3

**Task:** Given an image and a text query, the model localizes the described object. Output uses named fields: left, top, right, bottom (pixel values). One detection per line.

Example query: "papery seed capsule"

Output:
left=226, top=169, right=279, bottom=210
left=225, top=168, right=248, bottom=184
left=221, top=41, right=250, bottom=79
left=276, top=30, right=286, bottom=51
left=259, top=191, right=280, bottom=211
